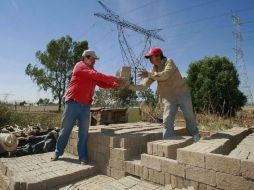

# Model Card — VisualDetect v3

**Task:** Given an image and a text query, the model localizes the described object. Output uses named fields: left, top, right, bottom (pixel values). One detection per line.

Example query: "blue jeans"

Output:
left=55, top=100, right=90, bottom=160
left=163, top=89, right=199, bottom=138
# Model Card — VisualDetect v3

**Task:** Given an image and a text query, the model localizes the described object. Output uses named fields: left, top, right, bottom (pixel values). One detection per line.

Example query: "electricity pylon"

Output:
left=94, top=1, right=164, bottom=84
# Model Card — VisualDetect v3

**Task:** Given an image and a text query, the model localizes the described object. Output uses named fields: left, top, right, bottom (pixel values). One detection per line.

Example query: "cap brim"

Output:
left=91, top=56, right=99, bottom=60
left=145, top=54, right=152, bottom=59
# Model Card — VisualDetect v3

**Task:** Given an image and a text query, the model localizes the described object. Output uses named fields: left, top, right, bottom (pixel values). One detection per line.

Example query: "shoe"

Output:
left=193, top=134, right=200, bottom=142
left=51, top=154, right=59, bottom=161
left=80, top=160, right=88, bottom=165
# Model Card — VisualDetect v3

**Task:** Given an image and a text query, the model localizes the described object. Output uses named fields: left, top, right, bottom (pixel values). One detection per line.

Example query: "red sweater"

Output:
left=65, top=61, right=119, bottom=104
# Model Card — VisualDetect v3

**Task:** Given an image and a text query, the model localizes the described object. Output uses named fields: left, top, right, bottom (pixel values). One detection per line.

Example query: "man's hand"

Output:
left=138, top=70, right=148, bottom=78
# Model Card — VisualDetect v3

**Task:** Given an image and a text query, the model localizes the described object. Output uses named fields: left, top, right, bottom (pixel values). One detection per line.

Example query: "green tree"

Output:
left=186, top=56, right=246, bottom=116
left=37, top=98, right=50, bottom=106
left=110, top=88, right=138, bottom=107
left=138, top=88, right=158, bottom=110
left=93, top=88, right=115, bottom=107
left=93, top=88, right=137, bottom=107
left=93, top=74, right=138, bottom=108
left=19, top=101, right=27, bottom=106
left=25, top=35, right=88, bottom=111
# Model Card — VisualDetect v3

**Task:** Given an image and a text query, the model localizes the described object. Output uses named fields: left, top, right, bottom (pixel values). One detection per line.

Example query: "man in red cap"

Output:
left=128, top=47, right=200, bottom=142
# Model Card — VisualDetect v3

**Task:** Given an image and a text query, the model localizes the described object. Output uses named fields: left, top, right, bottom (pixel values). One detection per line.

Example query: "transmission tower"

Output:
left=231, top=11, right=254, bottom=105
left=94, top=1, right=164, bottom=84
left=0, top=93, right=12, bottom=102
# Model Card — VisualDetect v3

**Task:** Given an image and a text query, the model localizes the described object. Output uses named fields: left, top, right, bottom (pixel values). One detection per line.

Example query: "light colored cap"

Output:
left=82, top=49, right=99, bottom=60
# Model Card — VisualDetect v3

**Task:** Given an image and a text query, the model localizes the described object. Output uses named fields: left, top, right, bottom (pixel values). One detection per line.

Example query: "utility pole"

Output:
left=231, top=10, right=254, bottom=105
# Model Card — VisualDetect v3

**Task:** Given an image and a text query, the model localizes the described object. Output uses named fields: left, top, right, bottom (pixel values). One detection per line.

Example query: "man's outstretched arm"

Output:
left=129, top=77, right=154, bottom=91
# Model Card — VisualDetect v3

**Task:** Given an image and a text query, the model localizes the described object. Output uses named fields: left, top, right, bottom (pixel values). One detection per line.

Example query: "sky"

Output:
left=0, top=0, right=253, bottom=103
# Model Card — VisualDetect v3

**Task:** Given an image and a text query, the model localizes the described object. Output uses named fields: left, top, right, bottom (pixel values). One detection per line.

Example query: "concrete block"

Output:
left=134, top=163, right=142, bottom=177
left=216, top=172, right=254, bottom=190
left=177, top=148, right=205, bottom=168
left=110, top=148, right=130, bottom=160
left=141, top=154, right=162, bottom=171
left=148, top=169, right=154, bottom=182
left=119, top=66, right=131, bottom=78
left=206, top=185, right=218, bottom=190
left=152, top=170, right=161, bottom=184
left=108, top=159, right=125, bottom=170
left=164, top=173, right=171, bottom=185
left=159, top=172, right=165, bottom=186
left=171, top=175, right=185, bottom=189
left=186, top=165, right=216, bottom=186
left=110, top=168, right=126, bottom=180
left=206, top=153, right=241, bottom=175
left=241, top=159, right=254, bottom=180
left=161, top=157, right=185, bottom=177
left=198, top=183, right=207, bottom=190
left=142, top=167, right=149, bottom=180
left=188, top=180, right=199, bottom=190
left=147, top=141, right=153, bottom=155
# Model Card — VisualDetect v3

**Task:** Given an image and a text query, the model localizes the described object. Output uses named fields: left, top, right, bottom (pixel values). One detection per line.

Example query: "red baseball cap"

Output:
left=145, top=47, right=163, bottom=59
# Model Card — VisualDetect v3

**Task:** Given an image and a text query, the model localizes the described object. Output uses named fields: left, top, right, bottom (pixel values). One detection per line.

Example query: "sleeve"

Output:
left=87, top=70, right=118, bottom=86
left=147, top=59, right=176, bottom=81
left=129, top=77, right=154, bottom=91
left=96, top=81, right=119, bottom=89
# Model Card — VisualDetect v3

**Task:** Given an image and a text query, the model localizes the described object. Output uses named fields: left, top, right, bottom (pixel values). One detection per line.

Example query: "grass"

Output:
left=197, top=107, right=254, bottom=132
left=0, top=105, right=61, bottom=129
left=1, top=103, right=253, bottom=132
left=8, top=111, right=62, bottom=129
left=140, top=104, right=254, bottom=132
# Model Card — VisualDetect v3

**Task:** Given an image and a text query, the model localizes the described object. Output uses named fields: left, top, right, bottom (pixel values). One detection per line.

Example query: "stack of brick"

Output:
left=0, top=153, right=96, bottom=190
left=65, top=122, right=254, bottom=190
left=138, top=127, right=253, bottom=190
left=140, top=136, right=195, bottom=188
left=66, top=122, right=170, bottom=180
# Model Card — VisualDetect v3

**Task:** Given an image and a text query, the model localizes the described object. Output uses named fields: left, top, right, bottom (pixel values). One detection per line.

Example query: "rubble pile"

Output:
left=0, top=125, right=59, bottom=157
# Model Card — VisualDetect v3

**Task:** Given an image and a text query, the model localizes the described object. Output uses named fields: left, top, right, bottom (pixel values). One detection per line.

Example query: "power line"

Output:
left=243, top=30, right=254, bottom=33
left=93, top=29, right=116, bottom=46
left=121, top=0, right=158, bottom=15
left=76, top=22, right=97, bottom=40
left=135, top=0, right=222, bottom=24
left=242, top=20, right=254, bottom=24
left=159, top=7, right=254, bottom=31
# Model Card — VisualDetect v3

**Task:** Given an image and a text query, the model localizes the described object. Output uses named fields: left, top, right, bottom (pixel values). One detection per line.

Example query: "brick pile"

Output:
left=0, top=122, right=253, bottom=190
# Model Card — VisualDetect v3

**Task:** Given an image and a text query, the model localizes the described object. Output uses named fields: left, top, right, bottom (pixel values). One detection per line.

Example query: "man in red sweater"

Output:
left=52, top=49, right=124, bottom=164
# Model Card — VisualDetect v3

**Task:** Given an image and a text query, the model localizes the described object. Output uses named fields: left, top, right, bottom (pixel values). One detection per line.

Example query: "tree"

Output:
left=19, top=101, right=27, bottom=106
left=93, top=88, right=115, bottom=107
left=186, top=56, right=247, bottom=116
left=93, top=88, right=137, bottom=108
left=138, top=88, right=158, bottom=110
left=25, top=35, right=88, bottom=111
left=37, top=98, right=50, bottom=106
left=110, top=88, right=138, bottom=107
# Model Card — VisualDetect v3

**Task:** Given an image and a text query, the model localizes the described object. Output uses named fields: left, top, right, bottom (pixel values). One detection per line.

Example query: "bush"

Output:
left=186, top=56, right=247, bottom=116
